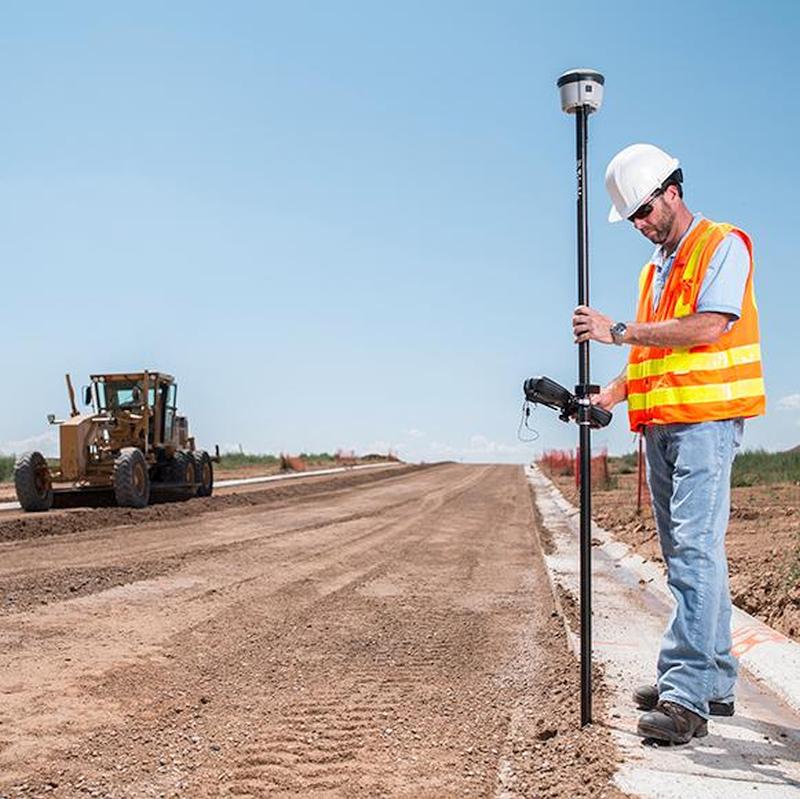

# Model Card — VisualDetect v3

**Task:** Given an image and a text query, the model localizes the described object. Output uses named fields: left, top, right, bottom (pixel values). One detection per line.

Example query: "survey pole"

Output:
left=556, top=68, right=605, bottom=727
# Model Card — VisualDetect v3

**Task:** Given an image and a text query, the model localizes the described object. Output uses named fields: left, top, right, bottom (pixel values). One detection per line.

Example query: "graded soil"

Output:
left=0, top=464, right=627, bottom=798
left=0, top=464, right=417, bottom=541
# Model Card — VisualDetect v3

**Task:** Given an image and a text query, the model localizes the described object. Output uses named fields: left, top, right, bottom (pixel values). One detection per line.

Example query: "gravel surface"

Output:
left=0, top=464, right=627, bottom=798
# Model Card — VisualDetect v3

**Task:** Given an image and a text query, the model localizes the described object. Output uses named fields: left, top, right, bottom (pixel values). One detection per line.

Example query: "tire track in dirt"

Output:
left=0, top=465, right=487, bottom=789
left=0, top=466, right=468, bottom=615
left=0, top=464, right=627, bottom=798
left=0, top=497, right=418, bottom=615
left=226, top=694, right=390, bottom=795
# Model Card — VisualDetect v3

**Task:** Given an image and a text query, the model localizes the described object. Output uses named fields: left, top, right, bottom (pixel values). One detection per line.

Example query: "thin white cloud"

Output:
left=0, top=430, right=59, bottom=457
left=777, top=394, right=800, bottom=410
left=406, top=428, right=425, bottom=439
left=429, top=434, right=529, bottom=457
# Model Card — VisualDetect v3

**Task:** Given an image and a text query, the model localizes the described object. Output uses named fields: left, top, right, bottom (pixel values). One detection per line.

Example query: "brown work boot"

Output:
left=637, top=700, right=708, bottom=744
left=633, top=683, right=734, bottom=716
left=633, top=684, right=659, bottom=710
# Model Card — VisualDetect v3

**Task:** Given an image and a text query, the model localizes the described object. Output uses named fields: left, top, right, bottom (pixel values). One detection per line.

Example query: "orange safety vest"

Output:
left=627, top=218, right=766, bottom=431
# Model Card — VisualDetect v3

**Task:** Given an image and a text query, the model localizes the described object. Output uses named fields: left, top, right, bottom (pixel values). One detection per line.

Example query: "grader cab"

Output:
left=14, top=371, right=216, bottom=512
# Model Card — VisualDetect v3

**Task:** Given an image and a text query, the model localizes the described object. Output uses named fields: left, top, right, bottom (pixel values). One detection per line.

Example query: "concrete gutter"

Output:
left=527, top=464, right=800, bottom=798
left=0, top=461, right=404, bottom=513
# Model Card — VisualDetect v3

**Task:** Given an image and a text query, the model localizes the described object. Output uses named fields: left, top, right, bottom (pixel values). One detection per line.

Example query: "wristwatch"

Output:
left=610, top=321, right=627, bottom=345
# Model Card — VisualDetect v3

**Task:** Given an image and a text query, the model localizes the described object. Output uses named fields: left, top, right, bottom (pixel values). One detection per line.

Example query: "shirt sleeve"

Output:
left=696, top=233, right=750, bottom=320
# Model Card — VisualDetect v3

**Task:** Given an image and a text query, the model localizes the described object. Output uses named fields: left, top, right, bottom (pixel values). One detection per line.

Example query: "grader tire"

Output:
left=168, top=451, right=196, bottom=488
left=193, top=450, right=213, bottom=497
left=114, top=448, right=150, bottom=508
left=14, top=451, right=54, bottom=512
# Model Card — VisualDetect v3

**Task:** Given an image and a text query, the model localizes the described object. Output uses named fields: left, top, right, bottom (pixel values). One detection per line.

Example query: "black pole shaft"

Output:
left=575, top=105, right=592, bottom=727
left=576, top=107, right=590, bottom=385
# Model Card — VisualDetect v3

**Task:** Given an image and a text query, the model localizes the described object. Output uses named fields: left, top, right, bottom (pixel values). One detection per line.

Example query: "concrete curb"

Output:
left=529, top=464, right=800, bottom=715
left=528, top=464, right=800, bottom=797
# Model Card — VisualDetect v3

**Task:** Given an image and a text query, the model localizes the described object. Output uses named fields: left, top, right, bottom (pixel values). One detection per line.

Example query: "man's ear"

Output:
left=663, top=184, right=681, bottom=207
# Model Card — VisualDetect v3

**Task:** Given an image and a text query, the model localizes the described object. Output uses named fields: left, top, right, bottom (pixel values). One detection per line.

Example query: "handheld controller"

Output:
left=523, top=376, right=612, bottom=429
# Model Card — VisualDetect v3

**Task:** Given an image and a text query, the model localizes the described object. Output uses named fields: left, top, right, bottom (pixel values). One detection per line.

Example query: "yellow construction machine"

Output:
left=14, top=371, right=217, bottom=512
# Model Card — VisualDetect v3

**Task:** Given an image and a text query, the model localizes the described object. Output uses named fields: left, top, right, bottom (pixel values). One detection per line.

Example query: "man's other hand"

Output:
left=591, top=388, right=618, bottom=411
left=573, top=305, right=614, bottom=344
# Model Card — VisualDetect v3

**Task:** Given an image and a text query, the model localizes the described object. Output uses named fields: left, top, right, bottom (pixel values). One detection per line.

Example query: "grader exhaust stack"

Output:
left=65, top=373, right=79, bottom=418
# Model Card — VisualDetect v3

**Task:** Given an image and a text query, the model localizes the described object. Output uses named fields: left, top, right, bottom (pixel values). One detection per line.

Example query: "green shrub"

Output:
left=610, top=451, right=638, bottom=475
left=0, top=455, right=14, bottom=482
left=609, top=448, right=800, bottom=486
left=732, top=448, right=800, bottom=487
left=217, top=451, right=339, bottom=470
left=299, top=452, right=335, bottom=462
left=596, top=475, right=619, bottom=491
left=217, top=452, right=280, bottom=469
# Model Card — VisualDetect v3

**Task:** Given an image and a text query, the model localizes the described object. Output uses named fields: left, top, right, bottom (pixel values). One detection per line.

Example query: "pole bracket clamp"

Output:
left=574, top=384, right=599, bottom=398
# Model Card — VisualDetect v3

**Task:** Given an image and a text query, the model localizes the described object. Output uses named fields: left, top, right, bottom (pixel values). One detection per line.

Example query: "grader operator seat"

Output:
left=88, top=371, right=190, bottom=456
left=119, top=386, right=142, bottom=409
left=90, top=375, right=151, bottom=450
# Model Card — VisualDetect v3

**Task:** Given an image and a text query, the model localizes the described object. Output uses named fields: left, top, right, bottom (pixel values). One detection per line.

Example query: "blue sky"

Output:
left=1, top=1, right=798, bottom=463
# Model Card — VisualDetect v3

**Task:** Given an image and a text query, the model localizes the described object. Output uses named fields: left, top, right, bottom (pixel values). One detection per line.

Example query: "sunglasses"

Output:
left=628, top=187, right=665, bottom=222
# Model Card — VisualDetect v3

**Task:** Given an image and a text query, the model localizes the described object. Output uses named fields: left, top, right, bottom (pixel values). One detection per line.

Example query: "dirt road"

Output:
left=0, top=464, right=623, bottom=798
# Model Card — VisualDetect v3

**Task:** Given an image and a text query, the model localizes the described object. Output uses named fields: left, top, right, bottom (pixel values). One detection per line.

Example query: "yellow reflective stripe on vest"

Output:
left=628, top=377, right=766, bottom=411
left=673, top=224, right=727, bottom=318
left=627, top=343, right=762, bottom=380
left=639, top=262, right=653, bottom=295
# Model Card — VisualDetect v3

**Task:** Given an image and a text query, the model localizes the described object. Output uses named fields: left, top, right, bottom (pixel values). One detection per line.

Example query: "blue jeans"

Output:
left=644, top=418, right=744, bottom=718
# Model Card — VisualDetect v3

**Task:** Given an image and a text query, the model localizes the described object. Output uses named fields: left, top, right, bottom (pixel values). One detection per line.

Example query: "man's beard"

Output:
left=640, top=211, right=674, bottom=245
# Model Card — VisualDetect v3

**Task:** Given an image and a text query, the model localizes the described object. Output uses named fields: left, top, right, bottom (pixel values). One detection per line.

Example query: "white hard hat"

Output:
left=605, top=143, right=680, bottom=223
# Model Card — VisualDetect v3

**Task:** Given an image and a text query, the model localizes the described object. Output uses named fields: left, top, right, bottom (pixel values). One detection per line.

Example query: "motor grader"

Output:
left=14, top=371, right=216, bottom=512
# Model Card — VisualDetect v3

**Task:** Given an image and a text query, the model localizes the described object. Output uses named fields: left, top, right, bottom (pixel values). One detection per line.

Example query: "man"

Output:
left=571, top=143, right=765, bottom=744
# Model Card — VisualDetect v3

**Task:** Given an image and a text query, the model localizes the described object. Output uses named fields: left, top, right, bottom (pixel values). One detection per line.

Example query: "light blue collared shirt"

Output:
left=651, top=213, right=750, bottom=319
